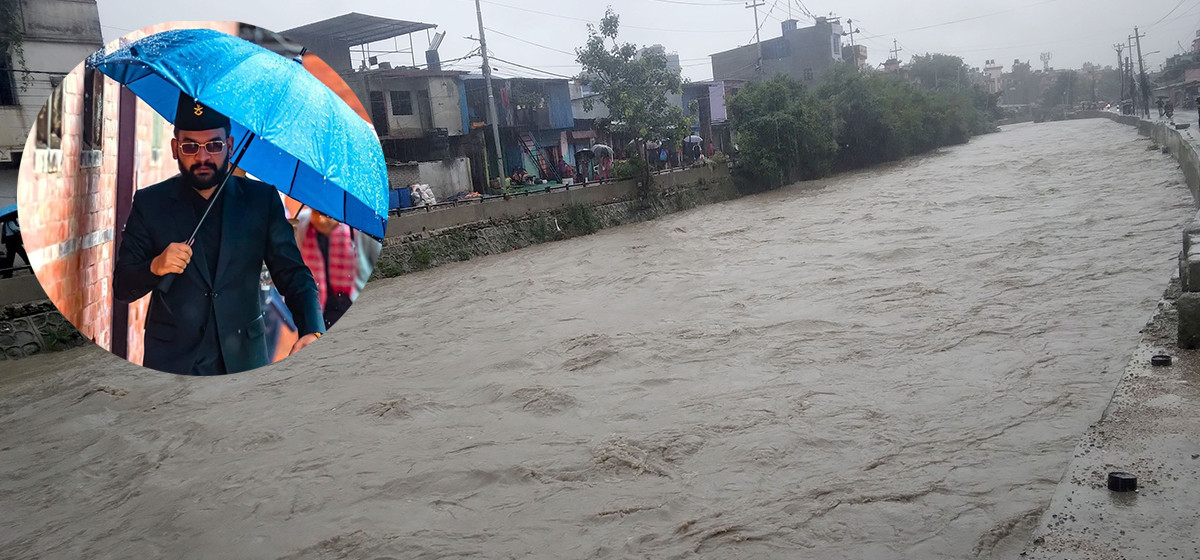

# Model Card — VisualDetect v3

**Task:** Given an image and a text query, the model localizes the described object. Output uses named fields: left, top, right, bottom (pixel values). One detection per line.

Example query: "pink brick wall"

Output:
left=17, top=21, right=238, bottom=367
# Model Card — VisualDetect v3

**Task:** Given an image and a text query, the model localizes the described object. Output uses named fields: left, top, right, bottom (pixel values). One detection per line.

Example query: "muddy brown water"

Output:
left=0, top=119, right=1193, bottom=559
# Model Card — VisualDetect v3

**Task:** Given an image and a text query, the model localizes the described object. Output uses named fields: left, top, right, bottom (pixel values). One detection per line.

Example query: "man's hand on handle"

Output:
left=151, top=242, right=192, bottom=276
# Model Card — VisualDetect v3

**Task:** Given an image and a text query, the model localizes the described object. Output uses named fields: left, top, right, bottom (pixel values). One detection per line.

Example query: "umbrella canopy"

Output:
left=90, top=29, right=388, bottom=239
left=591, top=144, right=613, bottom=157
left=683, top=134, right=703, bottom=143
left=575, top=148, right=593, bottom=158
left=0, top=203, right=16, bottom=222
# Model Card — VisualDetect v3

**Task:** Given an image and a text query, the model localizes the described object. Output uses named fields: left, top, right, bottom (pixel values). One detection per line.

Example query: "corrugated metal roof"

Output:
left=283, top=13, right=436, bottom=47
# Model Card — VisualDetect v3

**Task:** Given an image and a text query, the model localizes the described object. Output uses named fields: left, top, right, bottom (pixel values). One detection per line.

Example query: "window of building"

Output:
left=803, top=68, right=814, bottom=81
left=762, top=41, right=788, bottom=60
left=36, top=78, right=63, bottom=149
left=0, top=52, right=16, bottom=106
left=390, top=90, right=413, bottom=116
left=82, top=67, right=104, bottom=150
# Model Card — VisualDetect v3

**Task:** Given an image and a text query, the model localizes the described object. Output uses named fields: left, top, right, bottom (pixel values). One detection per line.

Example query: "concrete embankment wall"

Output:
left=375, top=165, right=739, bottom=277
left=1147, top=121, right=1200, bottom=202
left=0, top=275, right=88, bottom=360
left=1072, top=110, right=1200, bottom=202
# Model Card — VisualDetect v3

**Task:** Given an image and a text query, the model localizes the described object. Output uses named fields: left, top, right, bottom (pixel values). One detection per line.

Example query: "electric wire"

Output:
left=484, top=27, right=576, bottom=56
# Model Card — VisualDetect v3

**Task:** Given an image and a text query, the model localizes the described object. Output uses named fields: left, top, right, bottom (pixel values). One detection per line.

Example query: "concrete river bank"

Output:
left=0, top=118, right=1193, bottom=559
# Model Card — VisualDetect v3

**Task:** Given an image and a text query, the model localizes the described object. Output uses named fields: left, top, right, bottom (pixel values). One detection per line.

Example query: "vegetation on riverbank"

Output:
left=729, top=56, right=1001, bottom=187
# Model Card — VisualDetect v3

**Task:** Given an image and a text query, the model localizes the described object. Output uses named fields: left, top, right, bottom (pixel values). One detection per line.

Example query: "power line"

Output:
left=0, top=68, right=70, bottom=75
left=484, top=27, right=576, bottom=56
left=477, top=0, right=745, bottom=34
left=1149, top=0, right=1193, bottom=27
left=489, top=56, right=576, bottom=79
left=646, top=0, right=744, bottom=6
left=745, top=0, right=782, bottom=45
left=786, top=0, right=815, bottom=22
left=866, top=0, right=1064, bottom=37
left=793, top=0, right=817, bottom=19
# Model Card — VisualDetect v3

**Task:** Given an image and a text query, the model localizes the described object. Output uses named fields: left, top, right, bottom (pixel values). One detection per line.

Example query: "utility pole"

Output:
left=1128, top=35, right=1137, bottom=114
left=747, top=1, right=764, bottom=75
left=1134, top=27, right=1149, bottom=119
left=475, top=0, right=506, bottom=191
left=1127, top=56, right=1134, bottom=112
left=1114, top=43, right=1124, bottom=101
left=889, top=39, right=902, bottom=73
left=841, top=18, right=860, bottom=69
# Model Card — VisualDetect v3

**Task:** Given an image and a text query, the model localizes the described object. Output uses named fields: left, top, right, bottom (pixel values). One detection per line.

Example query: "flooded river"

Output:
left=0, top=119, right=1194, bottom=559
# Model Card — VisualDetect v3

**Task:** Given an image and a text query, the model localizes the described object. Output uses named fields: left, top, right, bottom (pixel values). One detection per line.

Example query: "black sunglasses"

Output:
left=178, top=140, right=226, bottom=155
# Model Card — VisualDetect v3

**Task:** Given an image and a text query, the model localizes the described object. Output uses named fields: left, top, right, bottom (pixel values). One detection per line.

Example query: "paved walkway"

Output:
left=1022, top=116, right=1200, bottom=559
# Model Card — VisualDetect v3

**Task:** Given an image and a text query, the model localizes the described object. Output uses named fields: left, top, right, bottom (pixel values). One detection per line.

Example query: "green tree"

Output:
left=727, top=74, right=837, bottom=185
left=1093, top=67, right=1123, bottom=103
left=815, top=64, right=985, bottom=170
left=575, top=7, right=691, bottom=173
left=1042, top=71, right=1090, bottom=107
left=0, top=0, right=27, bottom=92
left=908, top=53, right=971, bottom=91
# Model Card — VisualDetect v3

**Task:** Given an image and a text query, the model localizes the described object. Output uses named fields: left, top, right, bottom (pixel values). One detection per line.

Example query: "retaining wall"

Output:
left=0, top=299, right=86, bottom=360
left=386, top=166, right=717, bottom=237
left=375, top=165, right=738, bottom=278
left=0, top=275, right=87, bottom=360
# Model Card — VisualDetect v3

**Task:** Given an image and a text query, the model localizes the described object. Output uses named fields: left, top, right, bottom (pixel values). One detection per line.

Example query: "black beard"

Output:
left=179, top=159, right=229, bottom=191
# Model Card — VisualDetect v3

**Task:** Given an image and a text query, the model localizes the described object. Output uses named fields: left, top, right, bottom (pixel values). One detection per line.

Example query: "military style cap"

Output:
left=175, top=93, right=230, bottom=131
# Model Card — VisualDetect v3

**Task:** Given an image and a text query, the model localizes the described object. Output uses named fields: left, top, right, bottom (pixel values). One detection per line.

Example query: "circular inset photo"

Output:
left=16, top=21, right=387, bottom=375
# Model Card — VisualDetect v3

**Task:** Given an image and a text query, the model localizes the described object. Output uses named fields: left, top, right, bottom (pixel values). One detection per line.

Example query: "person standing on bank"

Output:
left=1, top=214, right=27, bottom=278
left=114, top=95, right=324, bottom=375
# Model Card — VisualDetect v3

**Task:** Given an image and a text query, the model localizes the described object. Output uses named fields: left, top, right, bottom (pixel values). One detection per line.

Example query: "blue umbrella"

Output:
left=0, top=203, right=15, bottom=222
left=89, top=28, right=387, bottom=239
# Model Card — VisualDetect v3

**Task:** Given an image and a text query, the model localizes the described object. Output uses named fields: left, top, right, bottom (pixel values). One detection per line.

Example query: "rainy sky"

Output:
left=96, top=0, right=1200, bottom=82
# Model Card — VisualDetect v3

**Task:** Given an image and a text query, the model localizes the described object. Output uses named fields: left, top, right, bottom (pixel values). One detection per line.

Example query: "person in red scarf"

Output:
left=296, top=209, right=359, bottom=329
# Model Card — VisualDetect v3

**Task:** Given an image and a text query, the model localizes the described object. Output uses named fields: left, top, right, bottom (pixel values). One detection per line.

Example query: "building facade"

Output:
left=1, top=0, right=103, bottom=165
left=982, top=59, right=1004, bottom=95
left=682, top=79, right=743, bottom=156
left=711, top=17, right=845, bottom=86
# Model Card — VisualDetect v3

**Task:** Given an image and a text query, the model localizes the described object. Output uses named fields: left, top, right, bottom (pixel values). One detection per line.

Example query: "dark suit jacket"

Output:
left=114, top=175, right=325, bottom=374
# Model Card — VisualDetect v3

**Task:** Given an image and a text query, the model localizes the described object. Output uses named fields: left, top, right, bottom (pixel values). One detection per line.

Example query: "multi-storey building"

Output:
left=711, top=17, right=846, bottom=86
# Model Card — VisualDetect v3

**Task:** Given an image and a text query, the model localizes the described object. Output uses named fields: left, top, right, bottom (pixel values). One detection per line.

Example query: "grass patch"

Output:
left=564, top=203, right=600, bottom=236
left=413, top=245, right=434, bottom=267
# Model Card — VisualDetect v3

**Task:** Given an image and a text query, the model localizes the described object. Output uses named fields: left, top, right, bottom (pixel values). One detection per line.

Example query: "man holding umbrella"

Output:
left=114, top=95, right=324, bottom=375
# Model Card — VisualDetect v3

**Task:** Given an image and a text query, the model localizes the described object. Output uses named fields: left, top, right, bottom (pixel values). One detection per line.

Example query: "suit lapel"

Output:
left=214, top=175, right=242, bottom=288
left=167, top=176, right=213, bottom=289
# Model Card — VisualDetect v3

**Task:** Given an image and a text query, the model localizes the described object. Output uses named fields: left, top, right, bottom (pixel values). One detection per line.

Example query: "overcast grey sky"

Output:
left=96, top=0, right=1200, bottom=82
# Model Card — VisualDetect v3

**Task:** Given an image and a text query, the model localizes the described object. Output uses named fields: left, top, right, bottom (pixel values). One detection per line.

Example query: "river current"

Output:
left=0, top=119, right=1193, bottom=559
